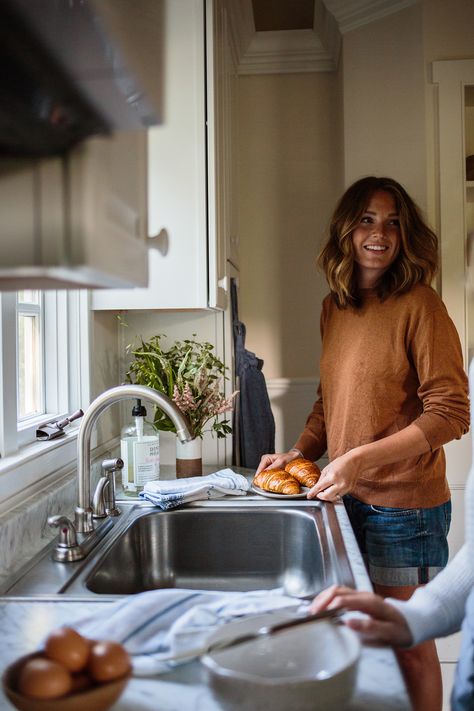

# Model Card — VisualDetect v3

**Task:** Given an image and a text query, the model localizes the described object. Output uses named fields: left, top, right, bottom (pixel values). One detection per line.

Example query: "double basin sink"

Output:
left=1, top=499, right=354, bottom=599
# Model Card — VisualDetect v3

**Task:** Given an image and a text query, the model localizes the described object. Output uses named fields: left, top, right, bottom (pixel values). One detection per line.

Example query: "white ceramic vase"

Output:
left=176, top=437, right=203, bottom=478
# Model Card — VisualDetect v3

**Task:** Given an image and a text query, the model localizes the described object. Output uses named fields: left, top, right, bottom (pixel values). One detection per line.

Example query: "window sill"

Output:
left=0, top=428, right=119, bottom=512
left=0, top=429, right=80, bottom=507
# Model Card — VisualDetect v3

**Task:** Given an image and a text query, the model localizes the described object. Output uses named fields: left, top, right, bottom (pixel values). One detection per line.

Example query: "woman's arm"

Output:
left=309, top=585, right=413, bottom=646
left=308, top=422, right=429, bottom=500
left=310, top=545, right=473, bottom=646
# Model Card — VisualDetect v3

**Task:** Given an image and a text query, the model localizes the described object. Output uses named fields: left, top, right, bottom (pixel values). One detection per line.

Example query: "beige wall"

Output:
left=343, top=4, right=426, bottom=207
left=237, top=70, right=344, bottom=379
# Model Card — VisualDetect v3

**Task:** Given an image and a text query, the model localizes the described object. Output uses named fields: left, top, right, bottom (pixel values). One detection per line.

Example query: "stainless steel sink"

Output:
left=1, top=502, right=354, bottom=599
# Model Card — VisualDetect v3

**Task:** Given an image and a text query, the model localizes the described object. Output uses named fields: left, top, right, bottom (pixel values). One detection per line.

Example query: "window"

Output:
left=0, top=290, right=88, bottom=462
left=17, top=291, right=44, bottom=423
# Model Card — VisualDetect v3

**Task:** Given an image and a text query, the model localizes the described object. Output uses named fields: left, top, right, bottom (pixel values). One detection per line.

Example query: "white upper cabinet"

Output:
left=92, top=0, right=237, bottom=311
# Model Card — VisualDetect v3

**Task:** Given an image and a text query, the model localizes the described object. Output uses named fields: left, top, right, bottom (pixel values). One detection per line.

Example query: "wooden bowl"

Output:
left=2, top=652, right=130, bottom=711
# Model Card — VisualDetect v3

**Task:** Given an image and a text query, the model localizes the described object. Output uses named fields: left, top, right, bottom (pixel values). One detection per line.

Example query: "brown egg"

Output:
left=88, top=641, right=131, bottom=682
left=17, top=656, right=72, bottom=699
left=44, top=626, right=90, bottom=673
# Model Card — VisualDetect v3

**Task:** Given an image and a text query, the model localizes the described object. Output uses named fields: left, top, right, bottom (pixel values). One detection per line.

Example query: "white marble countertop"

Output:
left=0, top=466, right=412, bottom=710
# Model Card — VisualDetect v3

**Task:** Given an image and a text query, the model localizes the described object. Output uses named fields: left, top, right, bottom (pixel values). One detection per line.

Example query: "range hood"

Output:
left=0, top=0, right=163, bottom=290
left=0, top=0, right=164, bottom=157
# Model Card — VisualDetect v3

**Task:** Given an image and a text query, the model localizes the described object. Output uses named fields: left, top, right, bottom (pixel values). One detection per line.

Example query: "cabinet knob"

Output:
left=148, top=228, right=169, bottom=256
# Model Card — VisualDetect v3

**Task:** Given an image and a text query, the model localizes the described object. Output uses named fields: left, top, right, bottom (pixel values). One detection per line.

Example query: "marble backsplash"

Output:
left=0, top=453, right=111, bottom=591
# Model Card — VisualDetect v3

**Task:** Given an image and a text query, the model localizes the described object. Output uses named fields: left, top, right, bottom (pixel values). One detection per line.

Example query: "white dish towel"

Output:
left=74, top=588, right=307, bottom=676
left=138, top=468, right=250, bottom=510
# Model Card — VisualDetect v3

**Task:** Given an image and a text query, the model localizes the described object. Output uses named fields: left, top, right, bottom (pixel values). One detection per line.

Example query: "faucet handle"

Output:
left=92, top=476, right=109, bottom=519
left=48, top=515, right=85, bottom=562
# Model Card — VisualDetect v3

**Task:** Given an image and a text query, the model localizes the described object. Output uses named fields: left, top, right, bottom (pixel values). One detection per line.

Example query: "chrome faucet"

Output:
left=75, top=384, right=193, bottom=533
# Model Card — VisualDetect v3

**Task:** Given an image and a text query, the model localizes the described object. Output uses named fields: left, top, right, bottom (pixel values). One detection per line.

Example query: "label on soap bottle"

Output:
left=132, top=436, right=160, bottom=488
left=120, top=438, right=135, bottom=489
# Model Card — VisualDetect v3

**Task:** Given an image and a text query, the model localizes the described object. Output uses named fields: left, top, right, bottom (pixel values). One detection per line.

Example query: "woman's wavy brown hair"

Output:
left=318, top=176, right=438, bottom=308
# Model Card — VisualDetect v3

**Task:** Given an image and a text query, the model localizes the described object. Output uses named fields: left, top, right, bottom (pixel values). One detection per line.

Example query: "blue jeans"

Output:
left=452, top=586, right=474, bottom=711
left=343, top=495, right=451, bottom=586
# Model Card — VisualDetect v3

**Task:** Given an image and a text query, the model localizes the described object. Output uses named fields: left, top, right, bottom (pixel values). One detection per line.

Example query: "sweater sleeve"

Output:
left=386, top=545, right=473, bottom=645
left=409, top=299, right=469, bottom=451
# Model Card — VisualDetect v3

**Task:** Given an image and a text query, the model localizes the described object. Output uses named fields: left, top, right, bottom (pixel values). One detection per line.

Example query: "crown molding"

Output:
left=324, top=0, right=418, bottom=34
left=239, top=28, right=339, bottom=75
left=227, top=0, right=340, bottom=75
left=226, top=0, right=418, bottom=75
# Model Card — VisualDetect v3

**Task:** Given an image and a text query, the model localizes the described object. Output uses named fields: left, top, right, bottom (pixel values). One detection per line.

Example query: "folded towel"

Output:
left=138, top=468, right=250, bottom=510
left=74, top=588, right=307, bottom=675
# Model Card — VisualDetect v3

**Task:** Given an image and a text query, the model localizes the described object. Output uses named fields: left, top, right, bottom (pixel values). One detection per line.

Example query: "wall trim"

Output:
left=266, top=377, right=318, bottom=452
left=266, top=377, right=319, bottom=390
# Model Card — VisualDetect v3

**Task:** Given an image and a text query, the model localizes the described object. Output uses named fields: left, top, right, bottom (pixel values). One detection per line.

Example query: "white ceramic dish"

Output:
left=251, top=484, right=309, bottom=500
left=201, top=610, right=360, bottom=711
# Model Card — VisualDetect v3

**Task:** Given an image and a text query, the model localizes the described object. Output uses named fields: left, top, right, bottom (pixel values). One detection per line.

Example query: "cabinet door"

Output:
left=93, top=0, right=237, bottom=312
left=93, top=0, right=210, bottom=310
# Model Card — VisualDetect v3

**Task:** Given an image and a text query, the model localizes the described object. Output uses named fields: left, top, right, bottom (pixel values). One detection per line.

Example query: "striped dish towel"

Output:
left=138, top=468, right=250, bottom=510
left=74, top=588, right=306, bottom=675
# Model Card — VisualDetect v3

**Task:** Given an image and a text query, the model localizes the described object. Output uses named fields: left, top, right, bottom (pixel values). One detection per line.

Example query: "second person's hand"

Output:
left=309, top=585, right=413, bottom=647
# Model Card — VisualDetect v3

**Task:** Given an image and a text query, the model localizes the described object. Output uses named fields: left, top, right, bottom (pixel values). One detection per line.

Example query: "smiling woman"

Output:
left=255, top=176, right=470, bottom=711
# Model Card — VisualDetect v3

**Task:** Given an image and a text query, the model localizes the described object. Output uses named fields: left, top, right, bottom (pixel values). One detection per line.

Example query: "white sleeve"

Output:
left=386, top=545, right=473, bottom=646
left=387, top=359, right=474, bottom=647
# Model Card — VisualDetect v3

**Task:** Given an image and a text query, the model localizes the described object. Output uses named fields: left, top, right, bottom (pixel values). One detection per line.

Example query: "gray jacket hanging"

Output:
left=231, top=280, right=275, bottom=469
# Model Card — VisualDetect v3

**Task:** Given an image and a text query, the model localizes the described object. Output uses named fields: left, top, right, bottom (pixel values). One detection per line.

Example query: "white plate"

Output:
left=251, top=484, right=310, bottom=500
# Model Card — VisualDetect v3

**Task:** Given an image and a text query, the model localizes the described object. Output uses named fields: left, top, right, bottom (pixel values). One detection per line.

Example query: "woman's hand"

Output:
left=307, top=449, right=361, bottom=501
left=255, top=450, right=301, bottom=475
left=310, top=585, right=413, bottom=647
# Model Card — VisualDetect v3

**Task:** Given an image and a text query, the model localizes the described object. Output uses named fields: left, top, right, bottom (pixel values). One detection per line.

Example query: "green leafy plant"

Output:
left=125, top=333, right=237, bottom=439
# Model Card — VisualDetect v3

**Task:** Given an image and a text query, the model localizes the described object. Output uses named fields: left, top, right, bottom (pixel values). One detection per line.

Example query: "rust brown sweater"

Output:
left=294, top=284, right=470, bottom=508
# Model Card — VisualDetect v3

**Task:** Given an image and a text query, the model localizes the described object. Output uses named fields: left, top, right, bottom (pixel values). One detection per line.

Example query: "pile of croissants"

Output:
left=253, top=457, right=321, bottom=495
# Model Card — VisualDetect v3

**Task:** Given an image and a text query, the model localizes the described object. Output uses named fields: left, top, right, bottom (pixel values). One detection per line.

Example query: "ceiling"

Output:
left=228, top=0, right=419, bottom=74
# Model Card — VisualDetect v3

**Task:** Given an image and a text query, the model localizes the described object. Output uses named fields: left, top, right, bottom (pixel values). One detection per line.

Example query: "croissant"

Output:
left=253, top=469, right=301, bottom=495
left=285, top=458, right=321, bottom=488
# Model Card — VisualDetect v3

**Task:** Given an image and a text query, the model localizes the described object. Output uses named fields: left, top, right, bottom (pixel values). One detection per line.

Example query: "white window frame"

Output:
left=0, top=290, right=91, bottom=504
left=16, top=291, right=45, bottom=435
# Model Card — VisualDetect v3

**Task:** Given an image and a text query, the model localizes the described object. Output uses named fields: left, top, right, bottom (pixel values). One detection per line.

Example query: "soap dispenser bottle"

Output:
left=120, top=399, right=160, bottom=494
